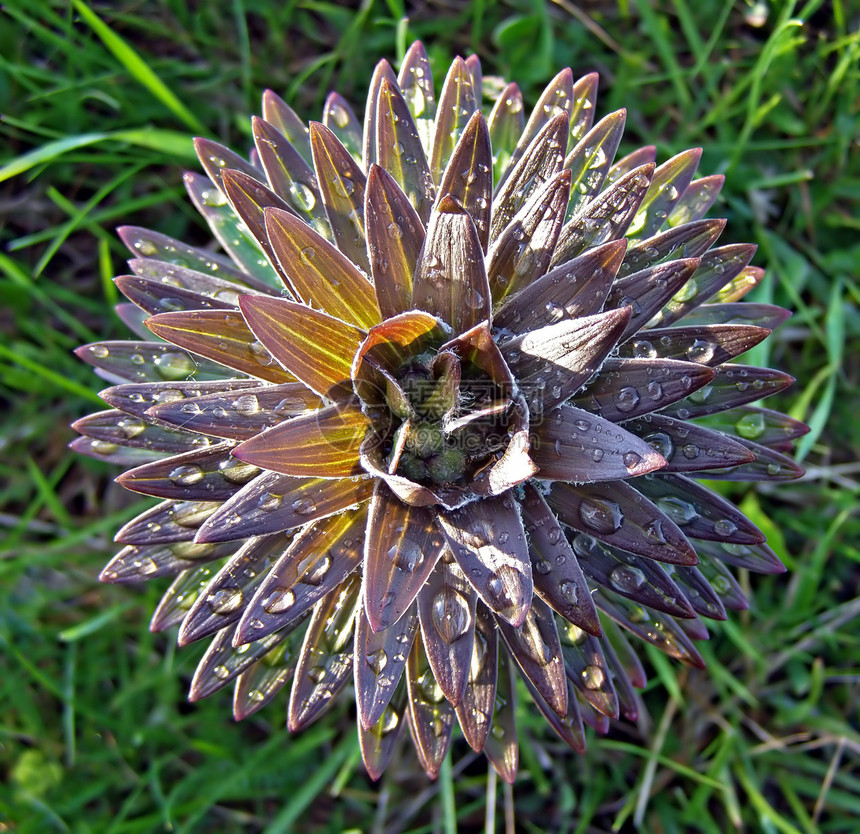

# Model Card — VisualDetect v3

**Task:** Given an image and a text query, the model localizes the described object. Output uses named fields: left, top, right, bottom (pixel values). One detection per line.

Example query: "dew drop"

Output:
left=714, top=519, right=738, bottom=537
left=154, top=351, right=196, bottom=381
left=169, top=464, right=205, bottom=486
left=288, top=181, right=316, bottom=212
left=623, top=451, right=643, bottom=470
left=431, top=589, right=472, bottom=643
left=609, top=565, right=646, bottom=592
left=581, top=664, right=605, bottom=690
left=735, top=411, right=766, bottom=439
left=578, top=496, right=623, bottom=534
left=91, top=344, right=110, bottom=358
left=365, top=648, right=388, bottom=674
left=558, top=580, right=578, bottom=604
left=645, top=431, right=675, bottom=460
left=262, top=586, right=295, bottom=614
left=207, top=586, right=244, bottom=615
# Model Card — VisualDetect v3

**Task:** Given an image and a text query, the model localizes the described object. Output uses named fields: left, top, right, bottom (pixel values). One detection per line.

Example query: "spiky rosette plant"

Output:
left=72, top=43, right=807, bottom=781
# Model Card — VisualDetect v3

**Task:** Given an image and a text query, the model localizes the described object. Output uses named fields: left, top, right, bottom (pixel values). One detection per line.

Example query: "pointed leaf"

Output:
left=412, top=195, right=491, bottom=332
left=618, top=324, right=771, bottom=366
left=676, top=302, right=791, bottom=330
left=73, top=408, right=216, bottom=454
left=667, top=174, right=724, bottom=226
left=99, top=539, right=236, bottom=583
left=532, top=405, right=666, bottom=482
left=552, top=164, right=655, bottom=264
left=571, top=536, right=695, bottom=618
left=265, top=207, right=379, bottom=328
left=497, top=596, right=567, bottom=717
left=519, top=483, right=600, bottom=634
left=322, top=91, right=362, bottom=161
left=115, top=499, right=221, bottom=545
left=309, top=121, right=371, bottom=274
left=363, top=59, right=398, bottom=172
left=232, top=641, right=295, bottom=720
left=569, top=72, right=600, bottom=142
left=261, top=89, right=311, bottom=163
left=693, top=405, right=809, bottom=448
left=127, top=257, right=266, bottom=302
left=415, top=556, right=477, bottom=706
left=487, top=168, right=571, bottom=305
left=501, top=308, right=630, bottom=414
left=608, top=146, right=657, bottom=183
left=454, top=603, right=498, bottom=752
left=99, top=380, right=256, bottom=425
left=437, top=494, right=533, bottom=627
left=429, top=56, right=478, bottom=183
left=189, top=622, right=298, bottom=701
left=713, top=266, right=765, bottom=302
left=656, top=244, right=758, bottom=327
left=146, top=309, right=294, bottom=383
left=633, top=473, right=765, bottom=544
left=482, top=650, right=518, bottom=783
left=193, top=137, right=262, bottom=194
left=594, top=589, right=705, bottom=668
left=571, top=357, right=716, bottom=422
left=359, top=681, right=408, bottom=781
left=627, top=148, right=702, bottom=240
left=178, top=533, right=292, bottom=645
left=557, top=620, right=619, bottom=719
left=525, top=677, right=586, bottom=752
left=118, top=226, right=269, bottom=290
left=405, top=634, right=456, bottom=779
left=509, top=68, right=574, bottom=182
left=622, top=412, right=756, bottom=472
left=363, top=484, right=447, bottom=631
left=487, top=82, right=524, bottom=185
left=436, top=110, right=493, bottom=250
left=149, top=564, right=218, bottom=632
left=375, top=78, right=434, bottom=223
left=115, top=274, right=238, bottom=316
left=184, top=172, right=280, bottom=286
left=252, top=116, right=328, bottom=235
left=117, top=226, right=270, bottom=292
left=548, top=481, right=698, bottom=565
left=669, top=564, right=727, bottom=621
left=696, top=553, right=750, bottom=610
left=148, top=382, right=322, bottom=441
left=617, top=219, right=727, bottom=278
left=355, top=602, right=418, bottom=730
left=565, top=109, right=626, bottom=216
left=76, top=340, right=229, bottom=384
left=221, top=168, right=297, bottom=285
left=490, top=113, right=568, bottom=243
left=364, top=165, right=425, bottom=318
left=398, top=42, right=436, bottom=156
left=69, top=435, right=166, bottom=466
left=232, top=506, right=366, bottom=646
left=494, top=239, right=625, bottom=334
left=660, top=364, right=795, bottom=419
left=288, top=574, right=360, bottom=731
left=702, top=437, right=804, bottom=481
left=116, top=441, right=259, bottom=501
left=693, top=536, right=785, bottom=574
left=196, top=469, right=373, bottom=543
left=607, top=258, right=701, bottom=340
left=232, top=400, right=367, bottom=478
left=238, top=295, right=364, bottom=399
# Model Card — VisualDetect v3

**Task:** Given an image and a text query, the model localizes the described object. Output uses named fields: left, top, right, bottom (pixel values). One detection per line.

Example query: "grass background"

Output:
left=1, top=0, right=858, bottom=831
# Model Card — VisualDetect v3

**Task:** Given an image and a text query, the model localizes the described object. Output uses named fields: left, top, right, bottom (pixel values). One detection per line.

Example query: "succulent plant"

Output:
left=72, top=42, right=807, bottom=781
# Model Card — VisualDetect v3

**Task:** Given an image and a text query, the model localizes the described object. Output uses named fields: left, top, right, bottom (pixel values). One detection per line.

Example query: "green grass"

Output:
left=1, top=0, right=859, bottom=831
